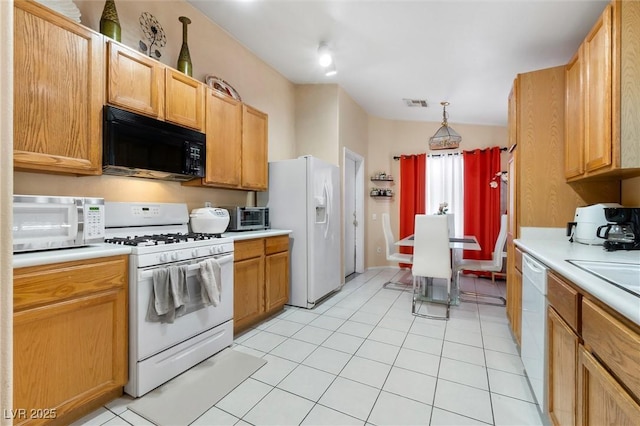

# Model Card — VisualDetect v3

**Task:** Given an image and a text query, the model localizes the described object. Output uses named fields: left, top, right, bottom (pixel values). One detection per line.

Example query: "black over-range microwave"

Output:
left=103, top=106, right=206, bottom=181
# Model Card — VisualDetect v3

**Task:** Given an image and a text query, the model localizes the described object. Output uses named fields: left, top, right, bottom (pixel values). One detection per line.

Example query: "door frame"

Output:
left=343, top=148, right=365, bottom=274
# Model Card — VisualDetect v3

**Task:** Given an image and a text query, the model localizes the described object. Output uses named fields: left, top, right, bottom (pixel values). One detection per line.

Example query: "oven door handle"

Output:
left=140, top=263, right=200, bottom=280
left=139, top=254, right=233, bottom=280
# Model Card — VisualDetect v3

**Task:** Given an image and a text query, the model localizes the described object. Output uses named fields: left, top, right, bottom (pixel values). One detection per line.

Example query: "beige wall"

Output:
left=14, top=0, right=297, bottom=209
left=295, top=84, right=339, bottom=165
left=366, top=117, right=508, bottom=268
left=338, top=88, right=369, bottom=277
left=622, top=176, right=640, bottom=205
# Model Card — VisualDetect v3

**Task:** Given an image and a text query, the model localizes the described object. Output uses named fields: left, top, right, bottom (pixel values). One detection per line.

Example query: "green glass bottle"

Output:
left=177, top=16, right=193, bottom=77
left=99, top=0, right=121, bottom=42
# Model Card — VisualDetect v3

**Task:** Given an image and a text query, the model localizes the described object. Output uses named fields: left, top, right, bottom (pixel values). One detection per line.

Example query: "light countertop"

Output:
left=515, top=231, right=640, bottom=326
left=222, top=229, right=292, bottom=241
left=13, top=244, right=132, bottom=269
left=13, top=229, right=293, bottom=269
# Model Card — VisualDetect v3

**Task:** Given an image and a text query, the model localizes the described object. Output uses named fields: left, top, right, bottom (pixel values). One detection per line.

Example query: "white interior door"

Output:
left=344, top=156, right=357, bottom=277
left=343, top=148, right=365, bottom=275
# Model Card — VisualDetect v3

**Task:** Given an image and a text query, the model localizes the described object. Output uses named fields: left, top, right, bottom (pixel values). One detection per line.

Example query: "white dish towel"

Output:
left=198, top=255, right=233, bottom=306
left=147, top=265, right=189, bottom=323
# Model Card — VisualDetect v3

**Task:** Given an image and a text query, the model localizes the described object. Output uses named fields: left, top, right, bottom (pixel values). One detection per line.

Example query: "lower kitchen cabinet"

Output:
left=265, top=236, right=290, bottom=312
left=547, top=307, right=579, bottom=426
left=13, top=255, right=128, bottom=426
left=233, top=240, right=265, bottom=332
left=577, top=347, right=640, bottom=426
left=506, top=243, right=522, bottom=345
left=233, top=235, right=290, bottom=334
left=542, top=268, right=640, bottom=426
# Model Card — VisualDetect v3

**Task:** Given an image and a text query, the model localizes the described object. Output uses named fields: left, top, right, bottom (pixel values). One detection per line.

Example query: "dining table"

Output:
left=395, top=234, right=481, bottom=305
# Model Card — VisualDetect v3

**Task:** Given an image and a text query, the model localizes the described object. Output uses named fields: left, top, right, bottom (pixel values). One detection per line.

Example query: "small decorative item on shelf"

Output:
left=205, top=75, right=242, bottom=101
left=139, top=12, right=166, bottom=59
left=372, top=172, right=393, bottom=181
left=370, top=188, right=380, bottom=196
left=176, top=16, right=193, bottom=77
left=436, top=202, right=449, bottom=215
left=99, top=0, right=121, bottom=42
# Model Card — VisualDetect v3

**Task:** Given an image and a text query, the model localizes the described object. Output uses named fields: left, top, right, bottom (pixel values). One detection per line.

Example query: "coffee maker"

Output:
left=597, top=207, right=640, bottom=251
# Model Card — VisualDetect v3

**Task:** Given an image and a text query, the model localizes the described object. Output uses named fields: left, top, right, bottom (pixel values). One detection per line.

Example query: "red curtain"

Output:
left=399, top=154, right=426, bottom=267
left=462, top=147, right=501, bottom=261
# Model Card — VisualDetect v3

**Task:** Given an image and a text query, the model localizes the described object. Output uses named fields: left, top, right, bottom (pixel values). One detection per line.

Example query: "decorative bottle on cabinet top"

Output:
left=99, top=0, right=121, bottom=42
left=177, top=16, right=193, bottom=77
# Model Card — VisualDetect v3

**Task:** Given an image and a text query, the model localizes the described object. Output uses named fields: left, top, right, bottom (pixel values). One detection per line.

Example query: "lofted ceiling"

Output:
left=187, top=0, right=608, bottom=127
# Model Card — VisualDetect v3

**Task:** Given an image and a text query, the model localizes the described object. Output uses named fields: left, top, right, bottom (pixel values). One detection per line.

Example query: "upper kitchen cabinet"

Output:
left=106, top=41, right=164, bottom=120
left=184, top=89, right=268, bottom=190
left=13, top=0, right=104, bottom=175
left=241, top=105, right=269, bottom=191
left=565, top=0, right=640, bottom=181
left=165, top=69, right=205, bottom=131
left=205, top=88, right=242, bottom=187
left=106, top=41, right=205, bottom=131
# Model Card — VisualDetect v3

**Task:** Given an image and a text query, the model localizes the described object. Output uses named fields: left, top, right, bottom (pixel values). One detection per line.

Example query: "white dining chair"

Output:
left=454, top=214, right=508, bottom=306
left=411, top=214, right=451, bottom=320
left=382, top=213, right=413, bottom=290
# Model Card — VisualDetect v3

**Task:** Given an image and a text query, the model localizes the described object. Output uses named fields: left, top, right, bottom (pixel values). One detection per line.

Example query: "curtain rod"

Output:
left=393, top=146, right=508, bottom=160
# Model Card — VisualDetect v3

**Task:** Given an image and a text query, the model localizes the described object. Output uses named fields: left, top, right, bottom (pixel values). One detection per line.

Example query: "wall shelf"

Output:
left=370, top=194, right=393, bottom=198
left=370, top=178, right=394, bottom=182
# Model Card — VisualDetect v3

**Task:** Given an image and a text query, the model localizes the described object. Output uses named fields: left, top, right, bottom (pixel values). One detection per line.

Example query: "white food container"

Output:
left=190, top=206, right=230, bottom=234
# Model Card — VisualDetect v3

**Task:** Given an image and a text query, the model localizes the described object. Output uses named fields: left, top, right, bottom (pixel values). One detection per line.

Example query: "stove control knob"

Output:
left=192, top=249, right=199, bottom=258
left=171, top=252, right=180, bottom=261
left=159, top=253, right=169, bottom=263
left=217, top=246, right=225, bottom=254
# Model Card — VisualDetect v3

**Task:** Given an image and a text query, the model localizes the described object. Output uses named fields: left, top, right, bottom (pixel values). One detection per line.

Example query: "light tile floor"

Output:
left=72, top=268, right=546, bottom=426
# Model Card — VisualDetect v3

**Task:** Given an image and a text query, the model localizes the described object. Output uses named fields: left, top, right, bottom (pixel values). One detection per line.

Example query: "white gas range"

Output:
left=104, top=202, right=234, bottom=397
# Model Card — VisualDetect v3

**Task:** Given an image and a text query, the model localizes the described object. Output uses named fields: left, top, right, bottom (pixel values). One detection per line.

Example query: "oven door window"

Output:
left=135, top=255, right=234, bottom=360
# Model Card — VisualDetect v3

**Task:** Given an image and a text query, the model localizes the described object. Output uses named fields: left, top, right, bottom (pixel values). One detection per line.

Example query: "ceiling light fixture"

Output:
left=429, top=101, right=462, bottom=150
left=325, top=62, right=337, bottom=77
left=317, top=42, right=332, bottom=67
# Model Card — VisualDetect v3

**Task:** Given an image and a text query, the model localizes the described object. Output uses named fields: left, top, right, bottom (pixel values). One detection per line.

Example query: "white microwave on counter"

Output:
left=12, top=195, right=106, bottom=253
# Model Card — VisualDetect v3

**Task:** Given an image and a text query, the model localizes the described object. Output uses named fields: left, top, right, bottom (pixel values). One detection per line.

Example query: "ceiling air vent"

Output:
left=403, top=99, right=428, bottom=108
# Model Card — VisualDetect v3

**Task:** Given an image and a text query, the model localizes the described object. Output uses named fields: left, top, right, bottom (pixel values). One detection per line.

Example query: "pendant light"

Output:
left=429, top=101, right=462, bottom=150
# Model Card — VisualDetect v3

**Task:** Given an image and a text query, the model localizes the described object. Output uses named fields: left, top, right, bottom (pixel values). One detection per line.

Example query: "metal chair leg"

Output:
left=383, top=270, right=412, bottom=291
left=456, top=271, right=506, bottom=306
left=411, top=276, right=450, bottom=320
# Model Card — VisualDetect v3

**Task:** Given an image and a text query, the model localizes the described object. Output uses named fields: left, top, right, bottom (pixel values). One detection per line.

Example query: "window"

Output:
left=426, top=154, right=464, bottom=235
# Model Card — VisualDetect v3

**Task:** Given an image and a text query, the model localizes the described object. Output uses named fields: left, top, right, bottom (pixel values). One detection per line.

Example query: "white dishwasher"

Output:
left=521, top=253, right=548, bottom=412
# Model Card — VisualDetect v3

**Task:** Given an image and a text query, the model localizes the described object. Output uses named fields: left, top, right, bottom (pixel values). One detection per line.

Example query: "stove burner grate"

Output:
left=105, top=232, right=222, bottom=246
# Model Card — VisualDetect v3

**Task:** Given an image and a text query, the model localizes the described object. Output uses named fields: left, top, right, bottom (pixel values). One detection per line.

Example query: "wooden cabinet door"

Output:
left=265, top=251, right=289, bottom=312
left=241, top=105, right=268, bottom=190
left=13, top=289, right=126, bottom=426
left=107, top=41, right=164, bottom=119
left=233, top=256, right=265, bottom=333
left=13, top=0, right=104, bottom=175
left=165, top=69, right=205, bottom=131
left=577, top=346, right=640, bottom=426
left=565, top=49, right=585, bottom=179
left=583, top=4, right=613, bottom=173
left=204, top=89, right=242, bottom=187
left=548, top=307, right=578, bottom=426
left=13, top=256, right=127, bottom=426
left=506, top=249, right=522, bottom=346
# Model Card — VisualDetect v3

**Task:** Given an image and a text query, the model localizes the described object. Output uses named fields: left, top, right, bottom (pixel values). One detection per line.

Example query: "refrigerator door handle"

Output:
left=324, top=181, right=331, bottom=239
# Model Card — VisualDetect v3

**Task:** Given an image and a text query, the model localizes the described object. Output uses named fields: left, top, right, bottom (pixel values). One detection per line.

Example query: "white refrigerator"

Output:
left=260, top=155, right=341, bottom=308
